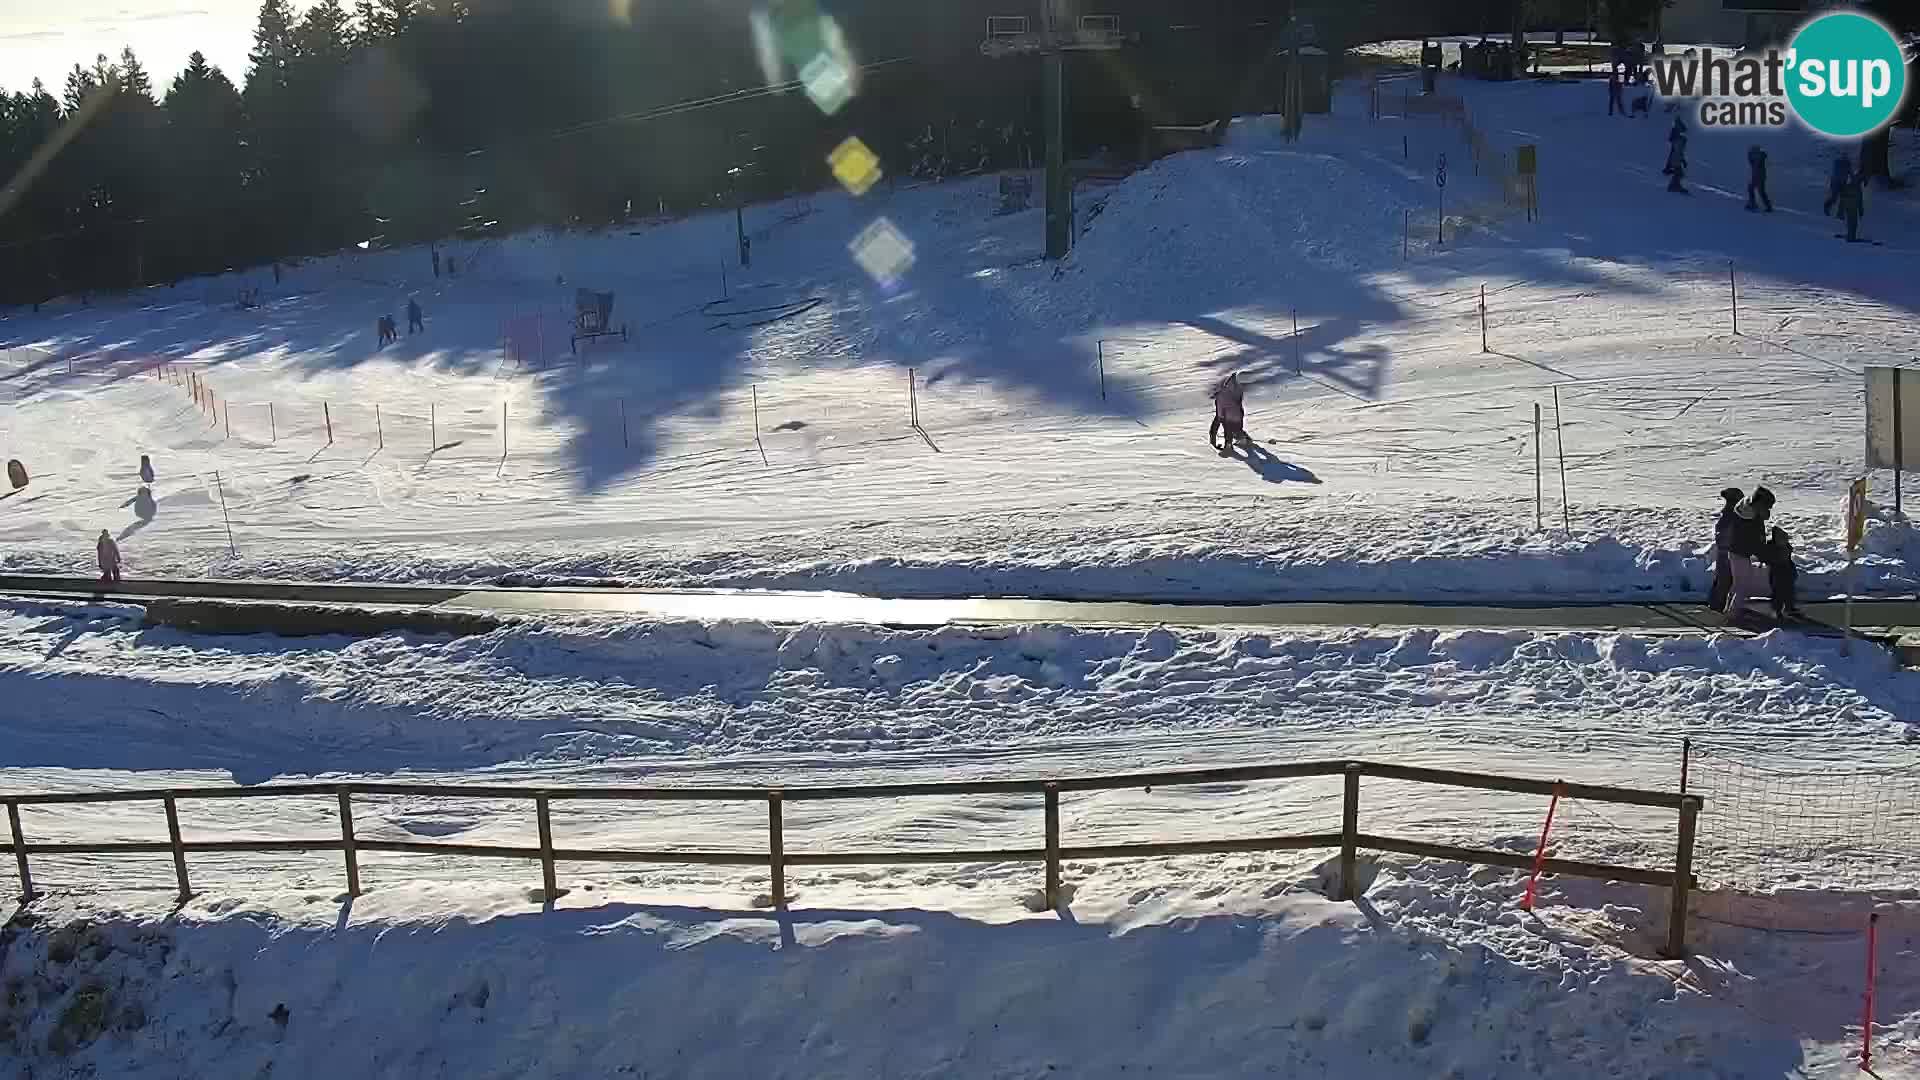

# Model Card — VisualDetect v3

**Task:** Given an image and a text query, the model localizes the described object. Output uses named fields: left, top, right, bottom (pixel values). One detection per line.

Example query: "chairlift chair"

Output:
left=570, top=288, right=629, bottom=354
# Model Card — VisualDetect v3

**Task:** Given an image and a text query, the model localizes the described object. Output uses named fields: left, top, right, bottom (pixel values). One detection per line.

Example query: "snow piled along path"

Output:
left=1, top=75, right=1916, bottom=600
left=1, top=865, right=1913, bottom=1078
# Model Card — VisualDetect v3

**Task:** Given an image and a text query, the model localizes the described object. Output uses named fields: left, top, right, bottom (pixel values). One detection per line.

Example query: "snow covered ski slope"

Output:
left=4, top=58, right=1920, bottom=1080
left=3, top=72, right=1918, bottom=602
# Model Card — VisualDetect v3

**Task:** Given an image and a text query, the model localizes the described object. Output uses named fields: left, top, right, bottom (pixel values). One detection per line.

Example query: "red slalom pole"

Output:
left=1863, top=911, right=1879, bottom=1070
left=1521, top=783, right=1565, bottom=912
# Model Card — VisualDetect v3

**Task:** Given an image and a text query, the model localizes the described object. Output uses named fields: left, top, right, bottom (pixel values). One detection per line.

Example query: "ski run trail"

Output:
left=3, top=41, right=1920, bottom=1079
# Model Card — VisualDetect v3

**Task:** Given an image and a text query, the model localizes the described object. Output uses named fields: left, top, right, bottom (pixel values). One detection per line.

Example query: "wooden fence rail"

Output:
left=1, top=759, right=1705, bottom=955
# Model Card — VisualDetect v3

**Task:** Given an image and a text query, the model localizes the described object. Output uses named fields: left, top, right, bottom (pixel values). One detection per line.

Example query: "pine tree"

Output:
left=248, top=0, right=298, bottom=95
left=118, top=47, right=155, bottom=101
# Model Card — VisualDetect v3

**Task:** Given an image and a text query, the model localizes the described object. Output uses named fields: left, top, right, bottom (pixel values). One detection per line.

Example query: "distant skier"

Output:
left=406, top=297, right=424, bottom=334
left=1823, top=153, right=1854, bottom=216
left=96, top=530, right=121, bottom=586
left=1607, top=67, right=1626, bottom=116
left=432, top=248, right=442, bottom=278
left=1837, top=174, right=1866, bottom=242
left=138, top=453, right=154, bottom=485
left=1820, top=151, right=1850, bottom=214
left=1662, top=117, right=1685, bottom=172
left=1208, top=372, right=1247, bottom=453
left=1665, top=131, right=1689, bottom=193
left=377, top=314, right=397, bottom=346
left=1745, top=146, right=1772, bottom=212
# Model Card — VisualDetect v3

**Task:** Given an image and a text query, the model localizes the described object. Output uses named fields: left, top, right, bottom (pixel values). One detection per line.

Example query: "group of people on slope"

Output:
left=377, top=297, right=426, bottom=346
left=1662, top=119, right=1868, bottom=240
left=1709, top=485, right=1801, bottom=620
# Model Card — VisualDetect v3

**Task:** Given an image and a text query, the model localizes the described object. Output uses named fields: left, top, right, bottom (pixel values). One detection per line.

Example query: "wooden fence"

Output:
left=2, top=759, right=1704, bottom=955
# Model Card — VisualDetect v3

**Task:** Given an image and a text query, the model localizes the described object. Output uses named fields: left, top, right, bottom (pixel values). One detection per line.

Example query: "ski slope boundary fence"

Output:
left=2, top=759, right=1707, bottom=957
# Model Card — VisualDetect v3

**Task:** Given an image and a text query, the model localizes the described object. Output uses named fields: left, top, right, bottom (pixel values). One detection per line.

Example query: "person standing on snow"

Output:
left=1665, top=129, right=1689, bottom=193
left=1607, top=66, right=1626, bottom=116
left=1725, top=486, right=1774, bottom=561
left=1837, top=173, right=1866, bottom=242
left=1823, top=153, right=1854, bottom=216
left=1709, top=486, right=1743, bottom=612
left=1745, top=146, right=1772, bottom=212
left=407, top=297, right=424, bottom=335
left=96, top=529, right=122, bottom=586
left=1208, top=372, right=1247, bottom=452
left=1767, top=527, right=1801, bottom=620
left=1662, top=117, right=1685, bottom=173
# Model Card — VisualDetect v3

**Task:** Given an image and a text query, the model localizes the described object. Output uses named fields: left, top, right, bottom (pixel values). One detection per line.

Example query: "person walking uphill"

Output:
left=96, top=530, right=121, bottom=586
left=1209, top=372, right=1247, bottom=454
left=1745, top=146, right=1772, bottom=212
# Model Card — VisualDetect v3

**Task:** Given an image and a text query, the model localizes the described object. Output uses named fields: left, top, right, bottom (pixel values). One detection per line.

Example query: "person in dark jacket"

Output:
left=1665, top=132, right=1689, bottom=193
left=1766, top=526, right=1800, bottom=619
left=1663, top=118, right=1685, bottom=172
left=1745, top=146, right=1772, bottom=212
left=406, top=297, right=424, bottom=334
left=1823, top=153, right=1854, bottom=215
left=1725, top=486, right=1774, bottom=559
left=1607, top=67, right=1626, bottom=116
left=1837, top=174, right=1866, bottom=242
left=1709, top=486, right=1743, bottom=612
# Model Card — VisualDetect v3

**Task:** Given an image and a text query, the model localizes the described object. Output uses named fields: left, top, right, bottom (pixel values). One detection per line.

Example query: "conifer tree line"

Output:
left=0, top=0, right=1908, bottom=307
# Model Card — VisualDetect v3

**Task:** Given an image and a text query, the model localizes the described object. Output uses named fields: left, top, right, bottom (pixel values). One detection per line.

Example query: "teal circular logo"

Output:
left=1787, top=12, right=1908, bottom=138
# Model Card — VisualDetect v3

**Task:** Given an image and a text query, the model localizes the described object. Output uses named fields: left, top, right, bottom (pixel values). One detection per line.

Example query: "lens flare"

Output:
left=850, top=218, right=914, bottom=286
left=828, top=136, right=883, bottom=196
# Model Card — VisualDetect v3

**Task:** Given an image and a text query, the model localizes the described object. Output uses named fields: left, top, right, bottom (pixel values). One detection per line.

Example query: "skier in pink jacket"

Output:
left=1209, top=372, right=1246, bottom=452
left=96, top=530, right=122, bottom=585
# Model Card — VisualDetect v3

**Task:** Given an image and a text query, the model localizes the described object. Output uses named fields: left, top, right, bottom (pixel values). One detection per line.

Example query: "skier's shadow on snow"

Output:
left=1231, top=442, right=1322, bottom=486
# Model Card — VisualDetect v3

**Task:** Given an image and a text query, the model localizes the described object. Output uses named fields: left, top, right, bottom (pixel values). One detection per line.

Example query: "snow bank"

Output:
left=0, top=862, right=1908, bottom=1078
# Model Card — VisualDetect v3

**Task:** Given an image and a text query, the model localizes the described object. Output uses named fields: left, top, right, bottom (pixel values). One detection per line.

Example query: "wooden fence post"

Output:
left=1664, top=795, right=1700, bottom=958
left=7, top=800, right=32, bottom=901
left=1044, top=782, right=1061, bottom=909
left=535, top=792, right=559, bottom=900
left=767, top=790, right=787, bottom=909
left=337, top=789, right=360, bottom=897
left=1340, top=763, right=1361, bottom=900
left=324, top=402, right=333, bottom=444
left=163, top=796, right=191, bottom=901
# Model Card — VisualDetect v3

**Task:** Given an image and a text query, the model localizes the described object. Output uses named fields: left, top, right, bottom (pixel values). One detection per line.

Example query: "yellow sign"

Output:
left=1847, top=477, right=1869, bottom=552
left=1517, top=145, right=1538, bottom=175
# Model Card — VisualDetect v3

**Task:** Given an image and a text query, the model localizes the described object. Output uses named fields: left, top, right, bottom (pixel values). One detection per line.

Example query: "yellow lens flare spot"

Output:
left=828, top=136, right=883, bottom=197
left=850, top=218, right=915, bottom=287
